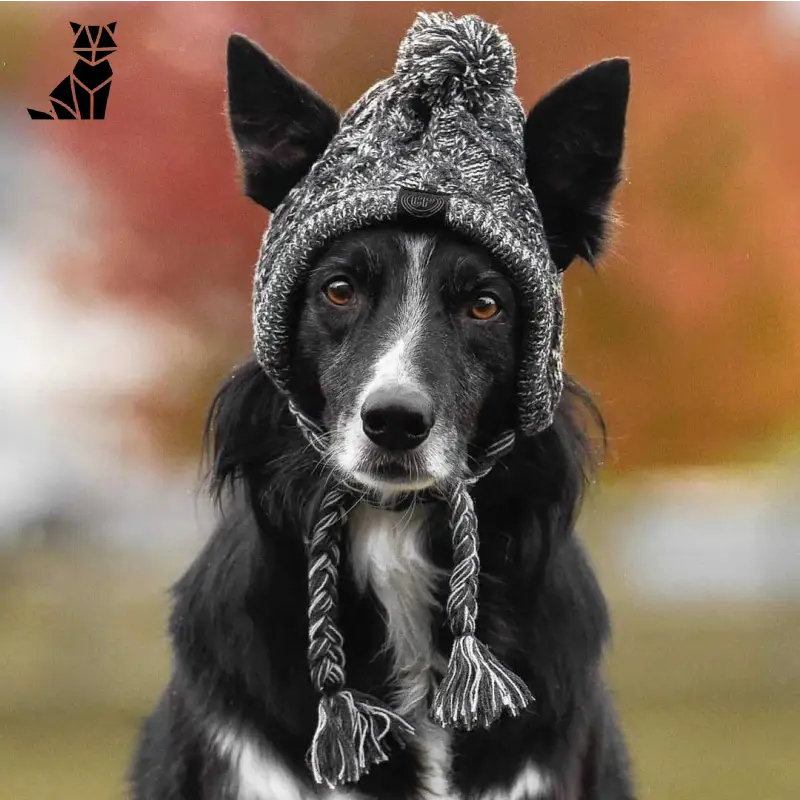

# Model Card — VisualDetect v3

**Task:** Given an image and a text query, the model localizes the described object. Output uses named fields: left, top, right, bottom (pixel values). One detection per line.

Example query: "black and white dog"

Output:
left=131, top=33, right=633, bottom=800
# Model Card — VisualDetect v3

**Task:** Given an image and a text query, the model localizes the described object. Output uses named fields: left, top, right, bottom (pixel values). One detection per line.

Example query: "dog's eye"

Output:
left=469, top=294, right=501, bottom=320
left=323, top=278, right=355, bottom=307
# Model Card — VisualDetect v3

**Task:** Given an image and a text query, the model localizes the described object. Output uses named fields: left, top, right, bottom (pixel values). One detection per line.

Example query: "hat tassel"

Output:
left=430, top=482, right=534, bottom=729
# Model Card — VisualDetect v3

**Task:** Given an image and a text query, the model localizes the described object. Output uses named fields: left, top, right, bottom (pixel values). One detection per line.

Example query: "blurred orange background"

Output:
left=8, top=2, right=800, bottom=470
left=0, top=4, right=798, bottom=800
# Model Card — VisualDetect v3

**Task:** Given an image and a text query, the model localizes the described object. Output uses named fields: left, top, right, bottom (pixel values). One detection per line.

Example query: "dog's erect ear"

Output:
left=525, top=58, right=629, bottom=271
left=70, top=22, right=81, bottom=34
left=226, top=34, right=339, bottom=212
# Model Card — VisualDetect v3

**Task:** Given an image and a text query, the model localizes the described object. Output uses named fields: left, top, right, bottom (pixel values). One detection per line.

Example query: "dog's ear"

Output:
left=525, top=58, right=630, bottom=271
left=226, top=34, right=339, bottom=212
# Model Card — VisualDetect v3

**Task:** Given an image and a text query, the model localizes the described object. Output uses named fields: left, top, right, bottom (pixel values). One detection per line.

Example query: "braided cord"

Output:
left=443, top=482, right=479, bottom=636
left=465, top=429, right=516, bottom=484
left=443, top=429, right=517, bottom=636
left=289, top=394, right=528, bottom=766
left=288, top=398, right=328, bottom=457
left=306, top=484, right=348, bottom=693
left=431, top=430, right=533, bottom=730
left=293, top=400, right=416, bottom=786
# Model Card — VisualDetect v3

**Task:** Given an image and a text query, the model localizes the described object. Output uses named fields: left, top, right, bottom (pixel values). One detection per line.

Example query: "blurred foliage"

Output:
left=14, top=2, right=800, bottom=470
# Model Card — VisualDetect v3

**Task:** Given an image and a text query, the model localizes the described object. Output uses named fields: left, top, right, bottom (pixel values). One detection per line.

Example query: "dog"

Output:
left=130, top=24, right=633, bottom=800
left=28, top=22, right=117, bottom=120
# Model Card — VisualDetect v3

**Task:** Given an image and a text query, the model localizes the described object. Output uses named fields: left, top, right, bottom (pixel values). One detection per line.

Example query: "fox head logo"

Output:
left=70, top=21, right=117, bottom=66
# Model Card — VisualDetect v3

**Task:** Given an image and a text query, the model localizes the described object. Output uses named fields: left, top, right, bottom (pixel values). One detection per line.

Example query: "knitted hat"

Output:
left=252, top=12, right=557, bottom=788
left=254, top=11, right=563, bottom=437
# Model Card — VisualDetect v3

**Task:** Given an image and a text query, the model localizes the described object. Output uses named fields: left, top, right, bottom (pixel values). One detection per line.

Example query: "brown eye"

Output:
left=323, top=278, right=355, bottom=307
left=469, top=294, right=501, bottom=320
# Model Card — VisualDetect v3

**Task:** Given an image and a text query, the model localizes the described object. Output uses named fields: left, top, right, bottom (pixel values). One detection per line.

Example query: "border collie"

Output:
left=131, top=27, right=633, bottom=800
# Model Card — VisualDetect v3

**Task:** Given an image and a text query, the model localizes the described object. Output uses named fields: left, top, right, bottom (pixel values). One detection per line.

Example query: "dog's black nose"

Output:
left=361, top=386, right=435, bottom=451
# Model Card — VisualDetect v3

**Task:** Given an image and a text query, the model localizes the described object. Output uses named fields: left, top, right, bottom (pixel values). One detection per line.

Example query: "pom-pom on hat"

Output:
left=394, top=12, right=517, bottom=107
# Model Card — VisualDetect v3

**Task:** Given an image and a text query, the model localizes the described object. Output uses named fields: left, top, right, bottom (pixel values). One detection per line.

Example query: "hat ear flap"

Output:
left=226, top=34, right=339, bottom=212
left=524, top=58, right=630, bottom=271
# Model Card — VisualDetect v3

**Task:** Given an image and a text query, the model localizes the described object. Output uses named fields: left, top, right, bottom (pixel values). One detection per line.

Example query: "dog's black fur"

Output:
left=131, top=32, right=633, bottom=800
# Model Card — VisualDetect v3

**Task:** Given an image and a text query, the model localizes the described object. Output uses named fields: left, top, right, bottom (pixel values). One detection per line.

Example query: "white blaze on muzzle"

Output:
left=337, top=233, right=443, bottom=483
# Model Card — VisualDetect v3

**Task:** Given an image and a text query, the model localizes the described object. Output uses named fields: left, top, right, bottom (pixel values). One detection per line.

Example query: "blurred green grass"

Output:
left=1, top=546, right=798, bottom=800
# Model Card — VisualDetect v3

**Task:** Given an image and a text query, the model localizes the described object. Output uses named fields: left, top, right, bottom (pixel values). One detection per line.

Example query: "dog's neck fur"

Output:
left=348, top=502, right=446, bottom=718
left=348, top=503, right=455, bottom=798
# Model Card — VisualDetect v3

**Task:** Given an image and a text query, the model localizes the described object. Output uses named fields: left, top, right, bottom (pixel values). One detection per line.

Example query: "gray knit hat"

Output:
left=254, top=11, right=563, bottom=437
left=249, top=12, right=559, bottom=789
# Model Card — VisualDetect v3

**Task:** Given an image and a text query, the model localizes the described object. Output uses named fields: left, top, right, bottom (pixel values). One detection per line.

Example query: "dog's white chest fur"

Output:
left=348, top=503, right=446, bottom=717
left=348, top=503, right=453, bottom=799
left=214, top=724, right=367, bottom=800
left=212, top=502, right=550, bottom=800
left=347, top=504, right=551, bottom=800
